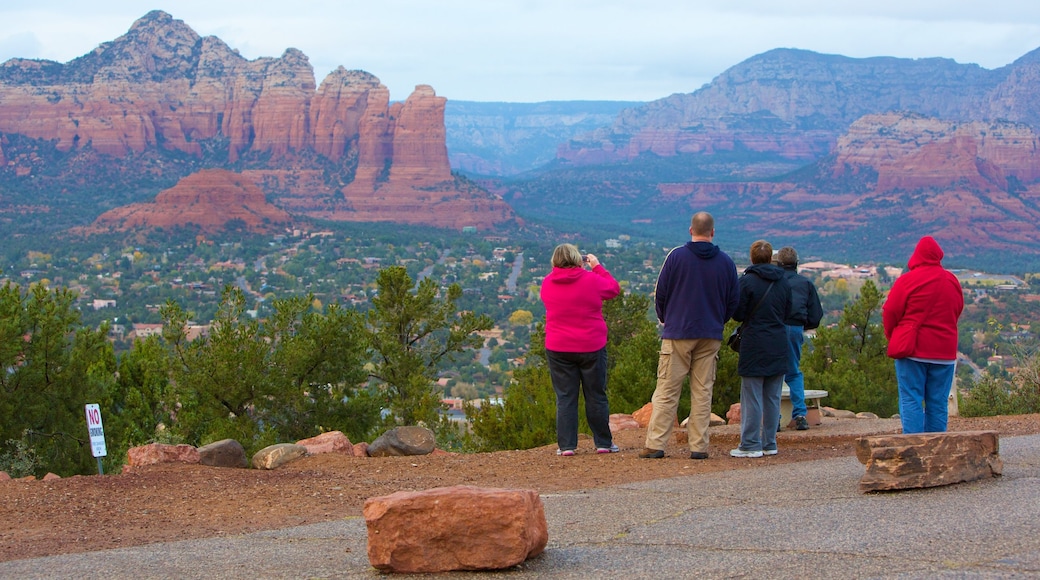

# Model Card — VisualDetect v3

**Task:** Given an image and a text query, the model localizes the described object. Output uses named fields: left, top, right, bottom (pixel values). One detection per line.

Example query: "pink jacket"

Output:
left=883, top=236, right=964, bottom=360
left=540, top=265, right=621, bottom=352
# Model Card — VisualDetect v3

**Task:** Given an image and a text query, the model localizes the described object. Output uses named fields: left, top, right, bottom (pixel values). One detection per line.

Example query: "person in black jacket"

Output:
left=732, top=240, right=792, bottom=458
left=775, top=246, right=824, bottom=431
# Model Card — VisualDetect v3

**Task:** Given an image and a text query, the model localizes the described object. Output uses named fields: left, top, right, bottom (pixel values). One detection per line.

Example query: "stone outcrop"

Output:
left=126, top=443, right=201, bottom=467
left=89, top=169, right=291, bottom=233
left=352, top=442, right=369, bottom=457
left=855, top=431, right=1003, bottom=492
left=0, top=11, right=516, bottom=232
left=363, top=485, right=547, bottom=573
left=197, top=439, right=248, bottom=468
left=367, top=426, right=436, bottom=457
left=296, top=431, right=354, bottom=456
left=251, top=443, right=308, bottom=470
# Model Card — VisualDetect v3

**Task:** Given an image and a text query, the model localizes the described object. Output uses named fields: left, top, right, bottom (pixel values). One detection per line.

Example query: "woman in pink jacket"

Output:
left=540, top=243, right=621, bottom=455
left=883, top=236, right=964, bottom=433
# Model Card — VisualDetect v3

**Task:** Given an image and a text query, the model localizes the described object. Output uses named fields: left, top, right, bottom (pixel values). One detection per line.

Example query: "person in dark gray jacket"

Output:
left=731, top=240, right=791, bottom=458
left=775, top=246, right=823, bottom=431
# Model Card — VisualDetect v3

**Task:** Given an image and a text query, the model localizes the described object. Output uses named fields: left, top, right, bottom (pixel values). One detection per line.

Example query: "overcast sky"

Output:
left=2, top=1, right=1040, bottom=103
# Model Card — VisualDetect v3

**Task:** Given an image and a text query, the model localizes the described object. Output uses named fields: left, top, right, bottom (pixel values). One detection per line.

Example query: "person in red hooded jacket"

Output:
left=540, top=243, right=621, bottom=455
left=883, top=236, right=964, bottom=433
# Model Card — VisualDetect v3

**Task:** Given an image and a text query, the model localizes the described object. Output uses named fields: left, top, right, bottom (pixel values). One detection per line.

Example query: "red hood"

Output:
left=907, top=236, right=944, bottom=270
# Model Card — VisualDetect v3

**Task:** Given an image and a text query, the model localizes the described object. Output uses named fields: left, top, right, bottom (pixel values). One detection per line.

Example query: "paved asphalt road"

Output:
left=4, top=434, right=1039, bottom=579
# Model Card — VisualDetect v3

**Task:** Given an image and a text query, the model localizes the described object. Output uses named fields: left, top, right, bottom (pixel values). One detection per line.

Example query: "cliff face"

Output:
left=0, top=11, right=514, bottom=231
left=558, top=48, right=1026, bottom=166
left=89, top=169, right=291, bottom=233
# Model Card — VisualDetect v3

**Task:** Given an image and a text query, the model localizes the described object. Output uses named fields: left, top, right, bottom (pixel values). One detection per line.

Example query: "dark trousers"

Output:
left=546, top=348, right=613, bottom=451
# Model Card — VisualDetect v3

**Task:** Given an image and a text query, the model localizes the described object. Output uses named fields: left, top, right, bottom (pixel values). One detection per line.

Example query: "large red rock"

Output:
left=855, top=430, right=1003, bottom=492
left=296, top=431, right=353, bottom=456
left=126, top=443, right=200, bottom=467
left=364, top=485, right=547, bottom=573
left=89, top=169, right=291, bottom=233
left=631, top=403, right=653, bottom=428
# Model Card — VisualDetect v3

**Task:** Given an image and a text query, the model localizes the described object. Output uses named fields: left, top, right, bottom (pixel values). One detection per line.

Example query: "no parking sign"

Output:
left=85, top=403, right=107, bottom=458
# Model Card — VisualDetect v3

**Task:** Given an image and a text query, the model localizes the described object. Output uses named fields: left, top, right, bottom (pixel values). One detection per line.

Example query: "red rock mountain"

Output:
left=89, top=169, right=291, bottom=233
left=651, top=112, right=1040, bottom=256
left=0, top=10, right=515, bottom=232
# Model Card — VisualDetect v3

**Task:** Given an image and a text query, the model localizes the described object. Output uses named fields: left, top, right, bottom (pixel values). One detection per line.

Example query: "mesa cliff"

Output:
left=0, top=10, right=515, bottom=232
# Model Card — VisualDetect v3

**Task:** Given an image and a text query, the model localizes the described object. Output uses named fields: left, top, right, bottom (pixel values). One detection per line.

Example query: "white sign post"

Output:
left=85, top=403, right=107, bottom=475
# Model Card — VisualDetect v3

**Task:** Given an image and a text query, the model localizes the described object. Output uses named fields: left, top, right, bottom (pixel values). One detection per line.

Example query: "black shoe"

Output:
left=689, top=451, right=709, bottom=460
left=795, top=416, right=809, bottom=430
left=639, top=448, right=664, bottom=459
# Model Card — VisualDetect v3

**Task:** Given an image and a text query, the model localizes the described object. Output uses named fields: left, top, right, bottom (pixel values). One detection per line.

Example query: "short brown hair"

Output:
left=750, top=240, right=773, bottom=265
left=776, top=246, right=798, bottom=267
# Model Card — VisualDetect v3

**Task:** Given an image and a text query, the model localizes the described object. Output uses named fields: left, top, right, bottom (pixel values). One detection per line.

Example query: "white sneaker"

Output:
left=763, top=449, right=778, bottom=456
left=730, top=448, right=763, bottom=458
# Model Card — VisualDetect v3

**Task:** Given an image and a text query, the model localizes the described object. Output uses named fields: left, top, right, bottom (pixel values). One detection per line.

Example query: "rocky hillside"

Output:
left=0, top=10, right=515, bottom=234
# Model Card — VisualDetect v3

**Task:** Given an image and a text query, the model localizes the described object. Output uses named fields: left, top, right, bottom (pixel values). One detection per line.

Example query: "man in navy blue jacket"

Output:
left=641, top=212, right=739, bottom=459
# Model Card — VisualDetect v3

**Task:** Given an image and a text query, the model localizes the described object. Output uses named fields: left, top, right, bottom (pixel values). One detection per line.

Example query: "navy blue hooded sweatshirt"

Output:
left=655, top=241, right=739, bottom=340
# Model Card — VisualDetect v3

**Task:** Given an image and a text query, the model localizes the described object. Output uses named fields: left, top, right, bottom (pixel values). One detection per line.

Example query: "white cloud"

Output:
left=1, top=1, right=1038, bottom=102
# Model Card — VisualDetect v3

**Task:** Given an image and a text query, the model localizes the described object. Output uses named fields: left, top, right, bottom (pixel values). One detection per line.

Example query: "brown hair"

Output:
left=750, top=240, right=773, bottom=265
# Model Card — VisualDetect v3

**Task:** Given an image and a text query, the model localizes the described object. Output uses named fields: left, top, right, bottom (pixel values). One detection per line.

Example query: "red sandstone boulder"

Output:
left=42, top=473, right=60, bottom=481
left=0, top=471, right=10, bottom=481
left=727, top=403, right=742, bottom=425
left=632, top=403, right=654, bottom=428
left=364, top=485, right=547, bottom=573
left=127, top=443, right=200, bottom=467
left=296, top=431, right=353, bottom=456
left=856, top=430, right=1003, bottom=492
left=352, top=442, right=369, bottom=457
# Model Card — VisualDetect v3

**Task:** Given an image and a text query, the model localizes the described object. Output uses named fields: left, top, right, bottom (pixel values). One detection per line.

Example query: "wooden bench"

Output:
left=780, top=386, right=828, bottom=428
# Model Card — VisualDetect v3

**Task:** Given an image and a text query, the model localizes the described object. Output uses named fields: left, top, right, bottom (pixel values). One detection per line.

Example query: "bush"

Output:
left=0, top=432, right=42, bottom=478
left=960, top=354, right=1040, bottom=417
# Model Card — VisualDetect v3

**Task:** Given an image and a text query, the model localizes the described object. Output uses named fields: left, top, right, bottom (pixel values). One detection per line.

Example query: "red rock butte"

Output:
left=90, top=169, right=291, bottom=233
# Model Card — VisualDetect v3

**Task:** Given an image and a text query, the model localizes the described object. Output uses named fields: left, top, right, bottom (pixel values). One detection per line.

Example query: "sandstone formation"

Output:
left=296, top=431, right=354, bottom=456
left=855, top=430, right=1003, bottom=492
left=89, top=169, right=291, bottom=233
left=0, top=11, right=515, bottom=232
left=367, top=426, right=437, bottom=457
left=363, top=485, right=548, bottom=573
left=126, top=443, right=201, bottom=467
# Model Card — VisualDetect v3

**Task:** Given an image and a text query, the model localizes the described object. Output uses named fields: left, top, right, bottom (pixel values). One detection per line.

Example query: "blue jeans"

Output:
left=546, top=348, right=613, bottom=451
left=895, top=358, right=956, bottom=433
left=785, top=325, right=807, bottom=418
left=739, top=373, right=784, bottom=452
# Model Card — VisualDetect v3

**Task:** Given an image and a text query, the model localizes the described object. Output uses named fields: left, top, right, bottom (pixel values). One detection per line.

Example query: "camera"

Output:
left=582, top=255, right=589, bottom=262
